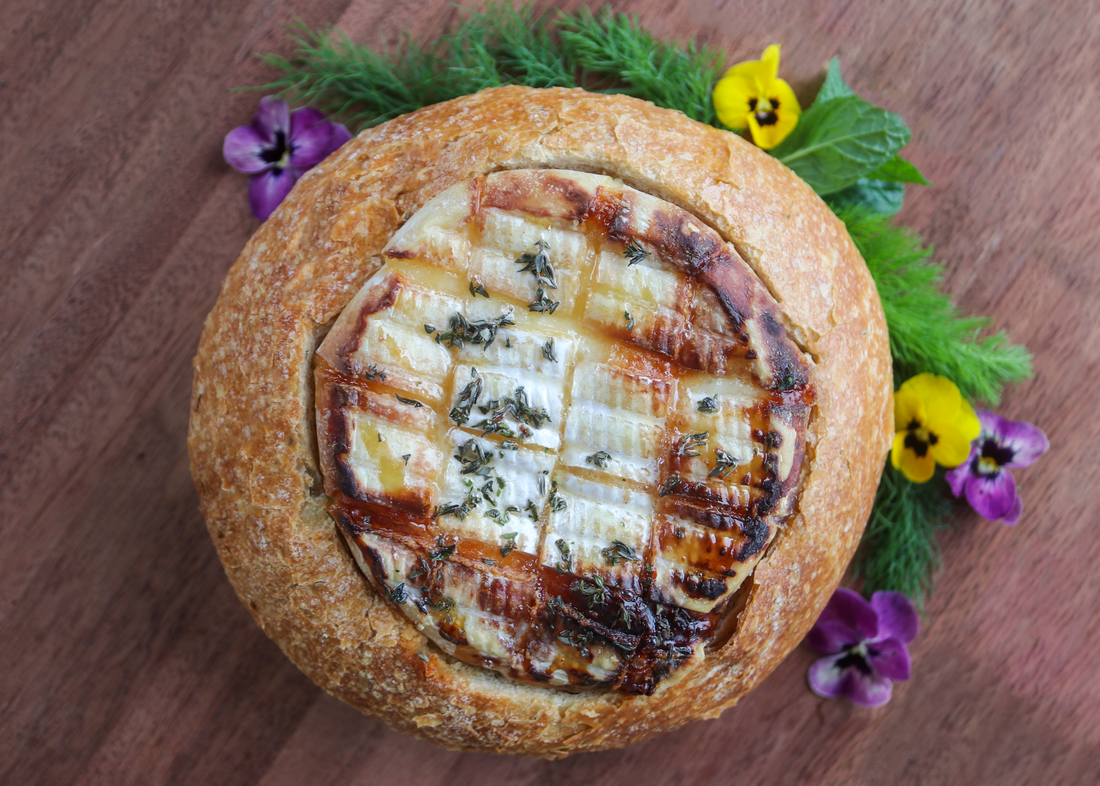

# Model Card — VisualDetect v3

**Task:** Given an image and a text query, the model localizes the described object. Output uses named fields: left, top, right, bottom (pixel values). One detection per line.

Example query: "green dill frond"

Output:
left=852, top=463, right=953, bottom=609
left=838, top=206, right=1033, bottom=406
left=254, top=21, right=455, bottom=128
left=251, top=6, right=726, bottom=131
left=468, top=3, right=574, bottom=89
left=252, top=5, right=573, bottom=130
left=557, top=8, right=725, bottom=124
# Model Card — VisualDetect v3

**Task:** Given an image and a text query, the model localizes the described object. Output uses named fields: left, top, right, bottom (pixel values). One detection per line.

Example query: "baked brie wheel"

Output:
left=189, top=87, right=892, bottom=755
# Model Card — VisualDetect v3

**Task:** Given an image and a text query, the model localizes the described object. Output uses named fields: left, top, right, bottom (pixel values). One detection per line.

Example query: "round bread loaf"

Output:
left=188, top=86, right=892, bottom=756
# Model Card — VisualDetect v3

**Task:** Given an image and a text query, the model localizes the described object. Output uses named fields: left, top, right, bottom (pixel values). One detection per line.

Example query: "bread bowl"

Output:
left=188, top=86, right=892, bottom=755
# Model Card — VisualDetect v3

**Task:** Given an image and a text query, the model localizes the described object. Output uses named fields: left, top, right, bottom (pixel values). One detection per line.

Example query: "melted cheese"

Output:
left=316, top=169, right=812, bottom=694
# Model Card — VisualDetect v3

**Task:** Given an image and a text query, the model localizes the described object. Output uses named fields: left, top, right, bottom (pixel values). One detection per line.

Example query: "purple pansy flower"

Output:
left=806, top=588, right=919, bottom=708
left=945, top=411, right=1049, bottom=525
left=223, top=96, right=352, bottom=221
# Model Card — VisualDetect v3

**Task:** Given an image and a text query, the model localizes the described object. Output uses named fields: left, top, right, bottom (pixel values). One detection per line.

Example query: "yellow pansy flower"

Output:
left=713, top=44, right=801, bottom=150
left=891, top=374, right=981, bottom=483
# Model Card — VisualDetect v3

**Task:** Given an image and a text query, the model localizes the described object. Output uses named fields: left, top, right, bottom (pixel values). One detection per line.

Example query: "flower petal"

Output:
left=816, top=587, right=879, bottom=640
left=759, top=44, right=781, bottom=86
left=718, top=46, right=776, bottom=85
left=248, top=167, right=298, bottom=221
left=954, top=396, right=981, bottom=441
left=253, top=96, right=290, bottom=141
left=894, top=387, right=925, bottom=432
left=980, top=411, right=1050, bottom=469
left=893, top=432, right=936, bottom=483
left=1003, top=491, right=1023, bottom=525
left=744, top=88, right=800, bottom=150
left=929, top=418, right=979, bottom=468
left=290, top=106, right=328, bottom=135
left=288, top=109, right=350, bottom=168
left=223, top=125, right=271, bottom=174
left=807, top=653, right=850, bottom=699
left=903, top=373, right=962, bottom=423
left=327, top=122, right=352, bottom=153
left=844, top=669, right=894, bottom=707
left=806, top=619, right=864, bottom=655
left=945, top=451, right=976, bottom=497
left=964, top=466, right=1020, bottom=522
left=769, top=76, right=802, bottom=121
left=867, top=637, right=911, bottom=681
left=808, top=654, right=893, bottom=707
left=713, top=73, right=757, bottom=130
left=870, top=592, right=919, bottom=644
left=289, top=122, right=336, bottom=168
left=745, top=112, right=770, bottom=148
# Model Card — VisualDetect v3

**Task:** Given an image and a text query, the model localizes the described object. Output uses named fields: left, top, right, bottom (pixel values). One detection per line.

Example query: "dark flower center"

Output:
left=835, top=642, right=874, bottom=675
left=974, top=437, right=1014, bottom=476
left=260, top=130, right=290, bottom=169
left=903, top=418, right=938, bottom=458
left=748, top=96, right=780, bottom=126
left=980, top=437, right=1014, bottom=466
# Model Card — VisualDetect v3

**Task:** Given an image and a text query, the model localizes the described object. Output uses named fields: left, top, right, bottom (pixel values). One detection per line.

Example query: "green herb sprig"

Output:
left=841, top=206, right=1033, bottom=405
left=852, top=463, right=952, bottom=608
left=254, top=5, right=725, bottom=131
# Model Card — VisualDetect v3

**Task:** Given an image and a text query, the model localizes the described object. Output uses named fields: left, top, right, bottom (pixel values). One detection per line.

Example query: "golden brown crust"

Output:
left=188, top=86, right=892, bottom=756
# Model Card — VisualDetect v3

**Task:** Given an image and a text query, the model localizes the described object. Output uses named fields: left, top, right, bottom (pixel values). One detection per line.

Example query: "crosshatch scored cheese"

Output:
left=315, top=169, right=814, bottom=694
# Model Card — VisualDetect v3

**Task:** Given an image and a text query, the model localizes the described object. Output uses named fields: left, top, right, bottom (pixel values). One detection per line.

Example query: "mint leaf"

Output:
left=814, top=57, right=853, bottom=105
left=825, top=178, right=905, bottom=216
left=867, top=155, right=931, bottom=186
left=772, top=95, right=910, bottom=195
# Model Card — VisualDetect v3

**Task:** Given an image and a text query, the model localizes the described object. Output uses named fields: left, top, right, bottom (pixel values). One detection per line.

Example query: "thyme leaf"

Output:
left=585, top=450, right=612, bottom=469
left=364, top=364, right=387, bottom=381
left=528, top=285, right=560, bottom=314
left=697, top=396, right=719, bottom=413
left=473, top=386, right=551, bottom=435
left=624, top=310, right=635, bottom=330
left=500, top=532, right=518, bottom=557
left=601, top=540, right=639, bottom=565
left=548, top=480, right=567, bottom=512
left=428, top=536, right=456, bottom=562
left=572, top=575, right=608, bottom=606
left=514, top=239, right=557, bottom=288
left=469, top=279, right=490, bottom=298
left=557, top=628, right=593, bottom=657
left=449, top=367, right=483, bottom=425
left=430, top=311, right=515, bottom=350
left=658, top=475, right=682, bottom=497
left=395, top=393, right=424, bottom=408
left=677, top=431, right=709, bottom=458
left=554, top=538, right=572, bottom=573
left=408, top=558, right=428, bottom=580
left=454, top=439, right=493, bottom=476
left=387, top=583, right=408, bottom=604
left=708, top=449, right=738, bottom=479
left=624, top=238, right=648, bottom=266
left=425, top=593, right=455, bottom=613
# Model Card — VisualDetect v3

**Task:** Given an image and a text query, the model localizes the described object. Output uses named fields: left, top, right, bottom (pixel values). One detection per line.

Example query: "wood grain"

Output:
left=1, top=0, right=1097, bottom=783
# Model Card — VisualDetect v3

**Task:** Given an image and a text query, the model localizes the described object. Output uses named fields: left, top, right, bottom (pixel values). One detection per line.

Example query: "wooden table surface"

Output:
left=3, top=0, right=1098, bottom=783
